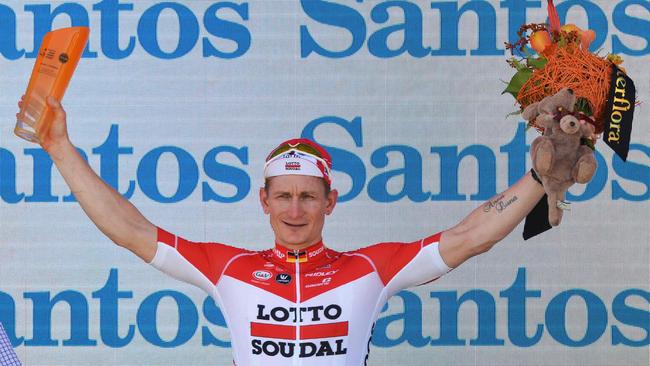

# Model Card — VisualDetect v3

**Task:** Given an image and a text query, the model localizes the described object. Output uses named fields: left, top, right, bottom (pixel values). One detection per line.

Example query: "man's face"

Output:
left=259, top=175, right=337, bottom=249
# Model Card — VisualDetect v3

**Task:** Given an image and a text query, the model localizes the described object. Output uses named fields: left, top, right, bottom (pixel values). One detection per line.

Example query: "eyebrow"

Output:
left=273, top=190, right=320, bottom=196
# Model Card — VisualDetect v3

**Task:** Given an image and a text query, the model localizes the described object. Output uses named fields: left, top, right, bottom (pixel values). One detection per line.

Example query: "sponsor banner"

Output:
left=605, top=65, right=636, bottom=161
left=0, top=1, right=648, bottom=365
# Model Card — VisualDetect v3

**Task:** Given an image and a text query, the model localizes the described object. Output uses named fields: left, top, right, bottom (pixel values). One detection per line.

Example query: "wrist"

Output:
left=530, top=168, right=543, bottom=186
left=44, top=137, right=74, bottom=162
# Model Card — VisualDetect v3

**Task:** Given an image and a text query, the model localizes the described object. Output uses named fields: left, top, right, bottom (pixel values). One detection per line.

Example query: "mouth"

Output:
left=282, top=221, right=307, bottom=228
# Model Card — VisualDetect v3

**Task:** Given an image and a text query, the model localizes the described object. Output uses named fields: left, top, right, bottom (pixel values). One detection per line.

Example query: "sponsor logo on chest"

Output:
left=252, top=270, right=272, bottom=281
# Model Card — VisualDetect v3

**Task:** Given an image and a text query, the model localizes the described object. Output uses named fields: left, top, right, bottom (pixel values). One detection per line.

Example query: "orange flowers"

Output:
left=530, top=30, right=552, bottom=55
left=530, top=24, right=596, bottom=56
left=560, top=24, right=595, bottom=50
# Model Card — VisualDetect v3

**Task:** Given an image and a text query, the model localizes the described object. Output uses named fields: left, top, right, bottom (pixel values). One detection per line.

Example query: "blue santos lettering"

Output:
left=368, top=145, right=431, bottom=202
left=371, top=268, right=650, bottom=348
left=202, top=297, right=232, bottom=347
left=136, top=290, right=198, bottom=347
left=300, top=0, right=366, bottom=58
left=93, top=0, right=136, bottom=60
left=429, top=289, right=505, bottom=346
left=299, top=0, right=650, bottom=58
left=0, top=4, right=25, bottom=60
left=366, top=1, right=432, bottom=58
left=202, top=146, right=250, bottom=203
left=0, top=1, right=250, bottom=60
left=1, top=268, right=648, bottom=348
left=545, top=289, right=608, bottom=347
left=0, top=1, right=648, bottom=60
left=23, top=290, right=96, bottom=346
left=137, top=2, right=200, bottom=59
left=611, top=144, right=650, bottom=201
left=137, top=146, right=200, bottom=203
left=1, top=121, right=648, bottom=204
left=0, top=147, right=24, bottom=203
left=499, top=267, right=543, bottom=347
left=611, top=289, right=650, bottom=347
left=429, top=145, right=496, bottom=201
left=24, top=2, right=97, bottom=58
left=91, top=268, right=135, bottom=348
left=300, top=0, right=504, bottom=58
left=203, top=2, right=251, bottom=59
left=429, top=0, right=503, bottom=56
left=612, top=0, right=650, bottom=56
left=372, top=291, right=431, bottom=347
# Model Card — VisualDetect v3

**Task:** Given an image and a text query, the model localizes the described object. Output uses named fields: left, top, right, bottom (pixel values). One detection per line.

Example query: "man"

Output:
left=24, top=96, right=547, bottom=365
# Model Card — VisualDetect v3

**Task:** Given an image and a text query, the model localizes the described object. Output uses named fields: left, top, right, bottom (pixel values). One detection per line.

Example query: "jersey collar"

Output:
left=273, top=241, right=327, bottom=264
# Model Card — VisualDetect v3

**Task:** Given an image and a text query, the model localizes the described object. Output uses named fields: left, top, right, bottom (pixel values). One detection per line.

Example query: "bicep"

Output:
left=360, top=234, right=451, bottom=294
left=151, top=227, right=247, bottom=285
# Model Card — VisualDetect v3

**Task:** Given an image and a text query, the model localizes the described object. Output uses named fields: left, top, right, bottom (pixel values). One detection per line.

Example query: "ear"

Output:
left=560, top=88, right=577, bottom=112
left=259, top=187, right=270, bottom=214
left=325, top=189, right=338, bottom=215
left=538, top=94, right=556, bottom=115
left=522, top=102, right=539, bottom=121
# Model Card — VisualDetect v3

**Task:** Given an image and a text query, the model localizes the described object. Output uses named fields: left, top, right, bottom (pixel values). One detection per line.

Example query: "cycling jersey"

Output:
left=150, top=228, right=451, bottom=366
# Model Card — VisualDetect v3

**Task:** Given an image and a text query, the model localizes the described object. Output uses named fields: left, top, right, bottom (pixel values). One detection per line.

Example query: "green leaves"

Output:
left=502, top=68, right=532, bottom=98
left=527, top=57, right=548, bottom=69
left=575, top=97, right=593, bottom=115
left=503, top=56, right=547, bottom=99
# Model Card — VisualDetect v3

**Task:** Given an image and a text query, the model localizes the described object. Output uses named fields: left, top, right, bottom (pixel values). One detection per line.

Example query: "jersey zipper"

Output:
left=293, top=249, right=301, bottom=366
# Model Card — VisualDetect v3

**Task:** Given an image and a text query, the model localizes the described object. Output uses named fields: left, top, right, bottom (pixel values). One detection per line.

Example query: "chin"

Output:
left=278, top=234, right=312, bottom=247
left=281, top=237, right=308, bottom=247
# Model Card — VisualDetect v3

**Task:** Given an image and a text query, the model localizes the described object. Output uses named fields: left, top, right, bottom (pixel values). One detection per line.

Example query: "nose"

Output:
left=288, top=198, right=303, bottom=219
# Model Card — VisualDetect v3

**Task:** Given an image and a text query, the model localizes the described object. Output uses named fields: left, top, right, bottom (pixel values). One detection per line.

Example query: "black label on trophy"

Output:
left=604, top=65, right=635, bottom=162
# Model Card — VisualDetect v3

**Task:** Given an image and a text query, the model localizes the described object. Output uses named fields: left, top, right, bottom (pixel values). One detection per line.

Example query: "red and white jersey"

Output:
left=150, top=228, right=451, bottom=366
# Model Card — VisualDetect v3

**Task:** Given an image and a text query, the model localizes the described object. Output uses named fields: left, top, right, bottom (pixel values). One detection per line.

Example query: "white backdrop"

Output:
left=0, top=1, right=648, bottom=365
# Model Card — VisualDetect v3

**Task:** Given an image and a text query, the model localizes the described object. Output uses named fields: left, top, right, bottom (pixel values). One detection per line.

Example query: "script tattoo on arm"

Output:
left=483, top=194, right=519, bottom=213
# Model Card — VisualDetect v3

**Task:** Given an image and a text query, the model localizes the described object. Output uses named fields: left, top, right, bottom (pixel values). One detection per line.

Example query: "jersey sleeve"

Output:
left=148, top=227, right=249, bottom=295
left=355, top=232, right=452, bottom=296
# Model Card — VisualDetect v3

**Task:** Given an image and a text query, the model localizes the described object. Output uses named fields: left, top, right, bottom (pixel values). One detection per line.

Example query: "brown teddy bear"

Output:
left=522, top=88, right=597, bottom=226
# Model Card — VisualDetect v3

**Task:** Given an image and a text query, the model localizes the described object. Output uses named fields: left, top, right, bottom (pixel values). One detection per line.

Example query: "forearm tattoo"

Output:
left=483, top=194, right=518, bottom=213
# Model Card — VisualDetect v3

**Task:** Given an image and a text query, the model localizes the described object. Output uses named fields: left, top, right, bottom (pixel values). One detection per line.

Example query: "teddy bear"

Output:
left=522, top=88, right=597, bottom=226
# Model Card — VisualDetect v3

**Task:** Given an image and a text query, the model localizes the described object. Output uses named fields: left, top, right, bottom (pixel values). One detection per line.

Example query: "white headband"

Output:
left=264, top=150, right=331, bottom=184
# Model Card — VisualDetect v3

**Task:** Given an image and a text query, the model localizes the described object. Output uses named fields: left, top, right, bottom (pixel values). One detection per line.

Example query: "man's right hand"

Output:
left=18, top=95, right=158, bottom=262
left=18, top=95, right=71, bottom=158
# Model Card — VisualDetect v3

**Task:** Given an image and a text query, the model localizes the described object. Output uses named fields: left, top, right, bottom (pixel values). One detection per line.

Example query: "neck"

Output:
left=276, top=238, right=323, bottom=251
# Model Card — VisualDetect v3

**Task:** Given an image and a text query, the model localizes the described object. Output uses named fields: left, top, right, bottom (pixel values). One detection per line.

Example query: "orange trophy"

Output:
left=14, top=26, right=89, bottom=143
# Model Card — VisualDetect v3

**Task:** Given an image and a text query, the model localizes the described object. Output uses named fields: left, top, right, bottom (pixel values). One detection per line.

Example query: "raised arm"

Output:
left=438, top=172, right=545, bottom=268
left=22, top=96, right=157, bottom=262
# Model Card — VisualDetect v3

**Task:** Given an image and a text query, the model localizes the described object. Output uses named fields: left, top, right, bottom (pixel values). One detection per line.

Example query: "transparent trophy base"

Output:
left=14, top=97, right=44, bottom=144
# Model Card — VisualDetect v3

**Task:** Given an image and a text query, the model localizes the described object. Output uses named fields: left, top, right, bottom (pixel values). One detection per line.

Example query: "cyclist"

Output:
left=25, top=96, right=549, bottom=365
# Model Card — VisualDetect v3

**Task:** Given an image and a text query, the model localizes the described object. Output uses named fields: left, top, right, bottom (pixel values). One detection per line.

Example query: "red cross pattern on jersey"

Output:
left=151, top=228, right=451, bottom=366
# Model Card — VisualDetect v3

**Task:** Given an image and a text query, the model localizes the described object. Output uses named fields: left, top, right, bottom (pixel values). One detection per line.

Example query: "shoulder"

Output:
left=350, top=232, right=442, bottom=261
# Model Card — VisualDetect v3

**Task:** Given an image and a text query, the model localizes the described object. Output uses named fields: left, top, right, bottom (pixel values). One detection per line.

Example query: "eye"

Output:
left=301, top=193, right=316, bottom=200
